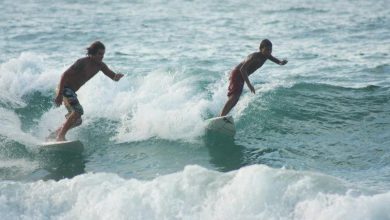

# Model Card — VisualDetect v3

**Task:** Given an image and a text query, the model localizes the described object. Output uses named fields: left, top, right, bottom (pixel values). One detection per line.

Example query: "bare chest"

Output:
left=247, top=58, right=267, bottom=75
left=79, top=62, right=100, bottom=79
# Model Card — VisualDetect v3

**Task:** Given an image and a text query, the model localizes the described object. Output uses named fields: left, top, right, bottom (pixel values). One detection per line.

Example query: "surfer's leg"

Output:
left=220, top=94, right=240, bottom=116
left=56, top=111, right=82, bottom=141
left=56, top=88, right=84, bottom=141
left=47, top=111, right=80, bottom=141
left=221, top=69, right=244, bottom=116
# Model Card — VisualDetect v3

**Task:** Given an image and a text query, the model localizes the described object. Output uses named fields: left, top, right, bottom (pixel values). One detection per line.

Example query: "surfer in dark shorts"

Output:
left=220, top=39, right=288, bottom=116
left=48, top=41, right=124, bottom=141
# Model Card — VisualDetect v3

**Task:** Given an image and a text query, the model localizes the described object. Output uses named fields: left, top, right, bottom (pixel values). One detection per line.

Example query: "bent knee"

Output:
left=68, top=112, right=82, bottom=126
left=74, top=118, right=82, bottom=127
left=68, top=111, right=82, bottom=118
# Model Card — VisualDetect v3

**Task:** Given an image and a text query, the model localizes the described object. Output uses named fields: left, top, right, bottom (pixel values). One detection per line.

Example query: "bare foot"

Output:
left=46, top=130, right=59, bottom=141
left=56, top=135, right=66, bottom=142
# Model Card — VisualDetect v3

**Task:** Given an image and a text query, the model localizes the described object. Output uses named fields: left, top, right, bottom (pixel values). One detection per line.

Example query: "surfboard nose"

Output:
left=206, top=116, right=236, bottom=136
left=40, top=140, right=84, bottom=154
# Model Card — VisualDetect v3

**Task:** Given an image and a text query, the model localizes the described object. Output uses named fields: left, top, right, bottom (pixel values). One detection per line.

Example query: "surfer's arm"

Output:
left=57, top=69, right=72, bottom=94
left=101, top=63, right=124, bottom=81
left=240, top=56, right=256, bottom=94
left=268, top=55, right=288, bottom=65
left=54, top=62, right=79, bottom=106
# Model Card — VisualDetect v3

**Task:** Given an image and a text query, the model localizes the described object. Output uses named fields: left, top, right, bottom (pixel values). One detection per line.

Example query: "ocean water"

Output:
left=1, top=0, right=389, bottom=219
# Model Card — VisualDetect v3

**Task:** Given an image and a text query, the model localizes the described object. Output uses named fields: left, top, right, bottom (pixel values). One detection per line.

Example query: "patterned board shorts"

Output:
left=59, top=87, right=84, bottom=115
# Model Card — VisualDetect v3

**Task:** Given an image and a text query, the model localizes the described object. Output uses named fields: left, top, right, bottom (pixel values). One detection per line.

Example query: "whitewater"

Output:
left=0, top=0, right=389, bottom=219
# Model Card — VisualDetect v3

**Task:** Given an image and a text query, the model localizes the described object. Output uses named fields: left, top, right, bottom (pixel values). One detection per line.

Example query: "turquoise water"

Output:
left=1, top=0, right=390, bottom=219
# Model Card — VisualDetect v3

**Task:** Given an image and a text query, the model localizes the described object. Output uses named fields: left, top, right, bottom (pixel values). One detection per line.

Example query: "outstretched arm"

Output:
left=268, top=55, right=288, bottom=65
left=239, top=55, right=256, bottom=94
left=101, top=63, right=124, bottom=81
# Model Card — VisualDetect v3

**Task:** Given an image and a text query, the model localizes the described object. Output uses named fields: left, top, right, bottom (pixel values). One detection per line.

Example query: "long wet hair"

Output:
left=259, top=39, right=272, bottom=50
left=86, top=41, right=105, bottom=55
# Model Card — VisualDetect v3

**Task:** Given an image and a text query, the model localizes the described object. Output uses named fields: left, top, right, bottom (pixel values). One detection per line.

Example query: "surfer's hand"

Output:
left=54, top=95, right=63, bottom=107
left=248, top=84, right=255, bottom=94
left=280, top=60, right=288, bottom=65
left=113, top=73, right=124, bottom=81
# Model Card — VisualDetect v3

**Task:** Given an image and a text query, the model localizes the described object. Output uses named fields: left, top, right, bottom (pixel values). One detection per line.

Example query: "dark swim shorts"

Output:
left=61, top=87, right=84, bottom=115
left=227, top=68, right=244, bottom=97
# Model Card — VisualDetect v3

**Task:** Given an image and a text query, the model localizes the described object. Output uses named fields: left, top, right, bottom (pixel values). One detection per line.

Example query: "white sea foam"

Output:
left=0, top=159, right=38, bottom=179
left=111, top=69, right=210, bottom=142
left=0, top=52, right=58, bottom=106
left=294, top=191, right=390, bottom=220
left=0, top=107, right=39, bottom=145
left=0, top=165, right=388, bottom=220
left=0, top=53, right=62, bottom=143
left=35, top=107, right=68, bottom=140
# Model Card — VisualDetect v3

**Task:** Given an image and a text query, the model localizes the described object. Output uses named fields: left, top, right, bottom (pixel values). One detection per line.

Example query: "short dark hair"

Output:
left=259, top=39, right=272, bottom=50
left=87, top=41, right=105, bottom=55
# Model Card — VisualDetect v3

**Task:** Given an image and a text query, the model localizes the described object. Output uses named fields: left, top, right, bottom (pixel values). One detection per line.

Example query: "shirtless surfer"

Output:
left=48, top=41, right=124, bottom=141
left=220, top=39, right=288, bottom=116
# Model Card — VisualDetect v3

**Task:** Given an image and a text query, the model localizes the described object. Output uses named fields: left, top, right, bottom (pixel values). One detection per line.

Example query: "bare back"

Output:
left=236, top=52, right=282, bottom=76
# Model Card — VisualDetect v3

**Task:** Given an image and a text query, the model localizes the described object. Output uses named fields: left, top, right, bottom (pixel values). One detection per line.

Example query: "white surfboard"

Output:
left=205, top=115, right=236, bottom=136
left=40, top=140, right=84, bottom=153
